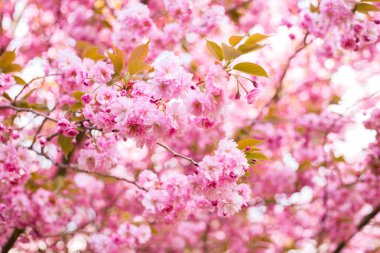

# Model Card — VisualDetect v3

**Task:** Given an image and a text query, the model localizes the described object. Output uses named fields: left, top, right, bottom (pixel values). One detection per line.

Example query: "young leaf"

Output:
left=2, top=64, right=22, bottom=73
left=72, top=91, right=85, bottom=102
left=58, top=135, right=75, bottom=158
left=128, top=42, right=150, bottom=75
left=0, top=51, right=16, bottom=68
left=82, top=45, right=106, bottom=61
left=238, top=43, right=266, bottom=54
left=206, top=40, right=223, bottom=61
left=129, top=41, right=150, bottom=63
left=238, top=138, right=264, bottom=150
left=229, top=35, right=244, bottom=46
left=29, top=103, right=49, bottom=111
left=128, top=61, right=150, bottom=76
left=68, top=102, right=84, bottom=112
left=246, top=152, right=269, bottom=160
left=310, top=3, right=320, bottom=13
left=2, top=92, right=12, bottom=102
left=221, top=43, right=241, bottom=61
left=13, top=76, right=27, bottom=85
left=107, top=46, right=125, bottom=75
left=245, top=33, right=269, bottom=44
left=355, top=3, right=380, bottom=14
left=233, top=62, right=269, bottom=78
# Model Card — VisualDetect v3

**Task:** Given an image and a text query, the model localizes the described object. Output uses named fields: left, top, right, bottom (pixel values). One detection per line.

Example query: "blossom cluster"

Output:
left=1, top=0, right=380, bottom=252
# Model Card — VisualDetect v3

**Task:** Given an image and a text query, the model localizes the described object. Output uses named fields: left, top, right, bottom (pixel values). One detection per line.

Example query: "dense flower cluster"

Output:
left=1, top=0, right=380, bottom=252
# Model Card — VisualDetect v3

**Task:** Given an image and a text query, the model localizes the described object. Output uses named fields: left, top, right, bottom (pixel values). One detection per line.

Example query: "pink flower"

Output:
left=57, top=118, right=79, bottom=137
left=81, top=93, right=92, bottom=104
left=95, top=87, right=117, bottom=105
left=246, top=88, right=260, bottom=104
left=90, top=61, right=114, bottom=84
left=217, top=190, right=244, bottom=216
left=0, top=74, right=16, bottom=94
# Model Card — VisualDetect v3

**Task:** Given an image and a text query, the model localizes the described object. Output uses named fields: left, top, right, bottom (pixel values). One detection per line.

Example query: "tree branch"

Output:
left=13, top=74, right=62, bottom=103
left=252, top=32, right=311, bottom=126
left=333, top=202, right=380, bottom=253
left=28, top=148, right=147, bottom=191
left=1, top=228, right=24, bottom=253
left=156, top=142, right=199, bottom=166
left=0, top=105, right=58, bottom=122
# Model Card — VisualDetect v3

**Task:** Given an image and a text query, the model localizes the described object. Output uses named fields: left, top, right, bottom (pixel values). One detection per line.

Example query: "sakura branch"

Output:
left=13, top=74, right=63, bottom=103
left=333, top=202, right=380, bottom=253
left=251, top=31, right=311, bottom=126
left=2, top=0, right=380, bottom=252
left=0, top=104, right=58, bottom=122
left=28, top=148, right=147, bottom=191
left=156, top=142, right=199, bottom=166
left=1, top=228, right=24, bottom=253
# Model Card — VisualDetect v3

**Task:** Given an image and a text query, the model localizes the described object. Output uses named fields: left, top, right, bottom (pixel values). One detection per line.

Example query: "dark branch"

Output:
left=2, top=228, right=24, bottom=253
left=333, top=202, right=380, bottom=253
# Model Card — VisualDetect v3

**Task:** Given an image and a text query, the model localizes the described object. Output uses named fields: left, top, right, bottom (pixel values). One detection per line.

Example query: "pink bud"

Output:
left=81, top=94, right=92, bottom=104
left=57, top=118, right=71, bottom=128
left=63, top=127, right=79, bottom=137
left=11, top=131, right=20, bottom=140
left=120, top=90, right=127, bottom=96
left=83, top=121, right=90, bottom=128
left=229, top=171, right=238, bottom=179
left=39, top=137, right=47, bottom=146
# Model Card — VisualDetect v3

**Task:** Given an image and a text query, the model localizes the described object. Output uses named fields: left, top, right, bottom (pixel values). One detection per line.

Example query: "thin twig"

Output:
left=0, top=105, right=58, bottom=122
left=13, top=74, right=62, bottom=103
left=156, top=142, right=199, bottom=166
left=28, top=148, right=147, bottom=191
left=1, top=228, right=24, bottom=253
left=30, top=118, right=48, bottom=148
left=252, top=32, right=311, bottom=126
left=333, top=202, right=380, bottom=253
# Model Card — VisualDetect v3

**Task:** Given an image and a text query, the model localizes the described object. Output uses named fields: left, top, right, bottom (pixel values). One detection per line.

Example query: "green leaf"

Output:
left=310, top=3, right=320, bottom=13
left=13, top=76, right=26, bottom=85
left=246, top=152, right=269, bottom=160
left=29, top=103, right=49, bottom=111
left=2, top=92, right=12, bottom=102
left=245, top=33, right=269, bottom=44
left=1, top=64, right=22, bottom=73
left=233, top=62, right=269, bottom=78
left=238, top=43, right=266, bottom=54
left=0, top=51, right=21, bottom=73
left=129, top=41, right=150, bottom=63
left=361, top=0, right=380, bottom=2
left=237, top=138, right=264, bottom=150
left=128, top=42, right=150, bottom=75
left=355, top=3, right=380, bottom=14
left=236, top=33, right=268, bottom=54
left=0, top=51, right=16, bottom=68
left=58, top=135, right=75, bottom=158
left=72, top=91, right=85, bottom=102
left=221, top=43, right=241, bottom=61
left=68, top=102, right=83, bottom=112
left=82, top=45, right=106, bottom=61
left=128, top=61, right=150, bottom=76
left=229, top=35, right=244, bottom=46
left=107, top=46, right=125, bottom=75
left=206, top=40, right=223, bottom=61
